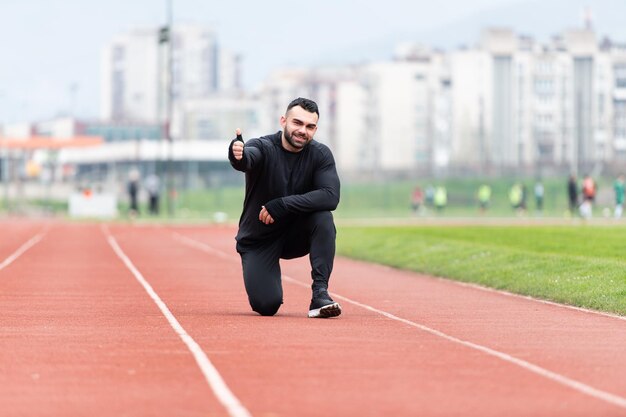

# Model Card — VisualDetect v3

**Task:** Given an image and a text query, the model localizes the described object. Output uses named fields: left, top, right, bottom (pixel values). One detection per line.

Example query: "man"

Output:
left=567, top=174, right=578, bottom=215
left=144, top=173, right=160, bottom=216
left=580, top=174, right=596, bottom=219
left=127, top=168, right=140, bottom=218
left=228, top=97, right=341, bottom=318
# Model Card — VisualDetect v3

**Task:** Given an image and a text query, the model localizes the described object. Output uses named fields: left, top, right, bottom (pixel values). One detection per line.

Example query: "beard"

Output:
left=284, top=127, right=310, bottom=149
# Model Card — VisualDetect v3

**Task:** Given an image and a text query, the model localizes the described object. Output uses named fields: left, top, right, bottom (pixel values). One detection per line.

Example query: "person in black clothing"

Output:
left=567, top=174, right=578, bottom=215
left=228, top=97, right=341, bottom=318
left=127, top=168, right=140, bottom=218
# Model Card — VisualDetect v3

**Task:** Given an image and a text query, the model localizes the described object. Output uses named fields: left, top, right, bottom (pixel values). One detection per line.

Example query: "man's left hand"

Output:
left=259, top=206, right=274, bottom=224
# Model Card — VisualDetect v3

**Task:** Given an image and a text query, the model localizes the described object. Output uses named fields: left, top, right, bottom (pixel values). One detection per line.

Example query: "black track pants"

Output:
left=237, top=211, right=336, bottom=316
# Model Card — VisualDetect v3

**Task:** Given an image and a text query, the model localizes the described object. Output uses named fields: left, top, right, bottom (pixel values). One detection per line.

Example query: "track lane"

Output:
left=112, top=224, right=625, bottom=417
left=0, top=223, right=234, bottom=416
left=172, top=225, right=626, bottom=403
left=299, top=256, right=626, bottom=398
left=104, top=225, right=252, bottom=417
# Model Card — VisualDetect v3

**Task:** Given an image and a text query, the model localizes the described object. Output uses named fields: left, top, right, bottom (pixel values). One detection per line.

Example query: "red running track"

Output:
left=0, top=220, right=625, bottom=417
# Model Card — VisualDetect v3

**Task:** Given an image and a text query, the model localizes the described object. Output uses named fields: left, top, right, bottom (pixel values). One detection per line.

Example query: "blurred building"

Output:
left=174, top=93, right=260, bottom=141
left=100, top=24, right=241, bottom=123
left=1, top=22, right=250, bottom=194
left=253, top=27, right=626, bottom=178
left=8, top=23, right=624, bottom=185
left=0, top=116, right=242, bottom=196
left=253, top=49, right=451, bottom=178
left=451, top=27, right=626, bottom=176
left=33, top=118, right=162, bottom=142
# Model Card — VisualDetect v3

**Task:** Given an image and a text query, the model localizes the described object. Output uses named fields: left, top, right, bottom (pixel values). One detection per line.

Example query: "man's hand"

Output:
left=259, top=205, right=274, bottom=225
left=232, top=128, right=244, bottom=160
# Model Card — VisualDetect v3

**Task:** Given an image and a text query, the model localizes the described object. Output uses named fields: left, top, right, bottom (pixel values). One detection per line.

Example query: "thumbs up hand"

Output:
left=232, top=128, right=244, bottom=160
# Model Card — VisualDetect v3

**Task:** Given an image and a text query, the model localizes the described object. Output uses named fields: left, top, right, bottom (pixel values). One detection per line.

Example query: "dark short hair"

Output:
left=286, top=97, right=319, bottom=117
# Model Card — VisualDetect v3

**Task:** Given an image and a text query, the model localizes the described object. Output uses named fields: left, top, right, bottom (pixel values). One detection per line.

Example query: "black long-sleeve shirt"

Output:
left=228, top=131, right=340, bottom=249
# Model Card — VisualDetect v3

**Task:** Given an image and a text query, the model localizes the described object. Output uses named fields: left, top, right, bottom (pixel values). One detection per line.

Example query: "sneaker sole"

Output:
left=308, top=302, right=342, bottom=318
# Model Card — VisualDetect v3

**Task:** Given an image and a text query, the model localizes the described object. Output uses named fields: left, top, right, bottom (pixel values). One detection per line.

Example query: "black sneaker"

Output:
left=308, top=290, right=342, bottom=318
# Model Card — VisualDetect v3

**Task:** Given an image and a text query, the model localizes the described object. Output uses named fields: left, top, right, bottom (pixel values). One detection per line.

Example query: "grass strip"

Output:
left=337, top=225, right=626, bottom=316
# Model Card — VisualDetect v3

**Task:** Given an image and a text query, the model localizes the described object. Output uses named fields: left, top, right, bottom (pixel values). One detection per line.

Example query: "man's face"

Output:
left=280, top=106, right=318, bottom=152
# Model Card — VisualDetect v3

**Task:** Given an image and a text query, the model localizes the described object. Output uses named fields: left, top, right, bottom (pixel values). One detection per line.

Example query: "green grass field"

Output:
left=337, top=224, right=626, bottom=316
left=167, top=176, right=617, bottom=220
left=5, top=175, right=617, bottom=221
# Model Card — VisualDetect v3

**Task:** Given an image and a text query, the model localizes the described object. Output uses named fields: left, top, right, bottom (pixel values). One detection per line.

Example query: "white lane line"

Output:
left=0, top=233, right=45, bottom=271
left=284, top=275, right=626, bottom=409
left=172, top=233, right=234, bottom=261
left=172, top=231, right=626, bottom=411
left=442, top=277, right=626, bottom=322
left=347, top=262, right=626, bottom=321
left=103, top=226, right=252, bottom=417
left=175, top=227, right=626, bottom=322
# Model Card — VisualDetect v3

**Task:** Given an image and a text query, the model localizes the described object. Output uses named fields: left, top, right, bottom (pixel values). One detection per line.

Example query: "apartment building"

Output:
left=95, top=24, right=626, bottom=177
left=255, top=52, right=451, bottom=178
left=449, top=28, right=626, bottom=176
left=100, top=24, right=240, bottom=124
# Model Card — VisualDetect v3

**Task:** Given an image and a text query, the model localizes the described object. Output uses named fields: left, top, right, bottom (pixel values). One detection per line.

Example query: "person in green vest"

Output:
left=614, top=174, right=625, bottom=219
left=434, top=186, right=447, bottom=212
left=477, top=184, right=491, bottom=214
left=509, top=183, right=522, bottom=213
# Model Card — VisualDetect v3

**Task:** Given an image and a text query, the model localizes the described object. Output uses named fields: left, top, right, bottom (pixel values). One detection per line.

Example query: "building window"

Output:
left=615, top=64, right=626, bottom=88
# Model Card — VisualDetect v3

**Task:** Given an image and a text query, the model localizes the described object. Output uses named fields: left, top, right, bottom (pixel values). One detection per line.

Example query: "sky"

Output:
left=0, top=0, right=622, bottom=125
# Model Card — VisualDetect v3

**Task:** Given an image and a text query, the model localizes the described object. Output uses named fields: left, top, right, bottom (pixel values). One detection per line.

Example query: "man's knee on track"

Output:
left=249, top=297, right=282, bottom=316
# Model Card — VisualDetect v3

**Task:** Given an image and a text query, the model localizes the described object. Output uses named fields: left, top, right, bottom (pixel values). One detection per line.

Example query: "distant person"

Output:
left=477, top=184, right=491, bottom=214
left=145, top=174, right=161, bottom=216
left=433, top=186, right=447, bottom=212
left=127, top=169, right=140, bottom=218
left=411, top=185, right=424, bottom=215
left=425, top=184, right=435, bottom=208
left=580, top=174, right=596, bottom=219
left=534, top=180, right=544, bottom=213
left=567, top=174, right=578, bottom=215
left=509, top=183, right=523, bottom=213
left=614, top=174, right=625, bottom=219
left=228, top=97, right=341, bottom=318
left=519, top=183, right=528, bottom=214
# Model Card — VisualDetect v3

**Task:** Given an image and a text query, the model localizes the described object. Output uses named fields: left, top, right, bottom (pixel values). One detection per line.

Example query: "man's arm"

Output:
left=264, top=148, right=340, bottom=220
